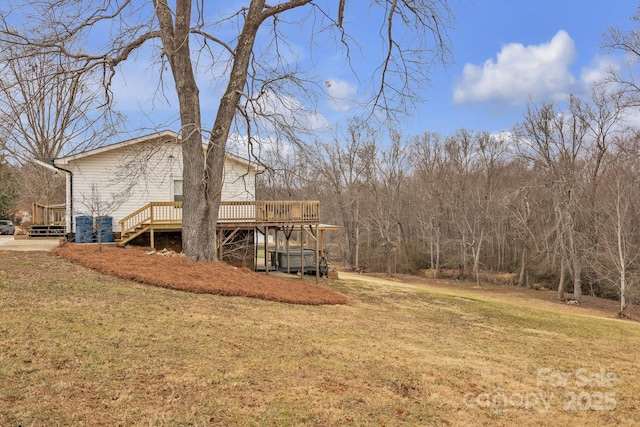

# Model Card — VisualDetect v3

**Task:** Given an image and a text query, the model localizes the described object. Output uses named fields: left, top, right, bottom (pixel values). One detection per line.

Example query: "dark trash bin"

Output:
left=75, top=216, right=94, bottom=243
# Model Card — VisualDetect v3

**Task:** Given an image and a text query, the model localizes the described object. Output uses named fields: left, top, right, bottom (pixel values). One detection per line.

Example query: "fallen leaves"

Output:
left=53, top=244, right=347, bottom=305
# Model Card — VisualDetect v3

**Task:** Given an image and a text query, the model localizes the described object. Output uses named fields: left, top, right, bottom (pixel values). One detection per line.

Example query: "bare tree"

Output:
left=603, top=9, right=640, bottom=107
left=305, top=118, right=375, bottom=268
left=0, top=47, right=118, bottom=164
left=412, top=131, right=446, bottom=275
left=0, top=154, right=18, bottom=219
left=256, top=144, right=307, bottom=200
left=468, top=131, right=507, bottom=286
left=362, top=130, right=412, bottom=276
left=0, top=41, right=120, bottom=215
left=441, top=129, right=478, bottom=279
left=569, top=87, right=630, bottom=209
left=12, top=162, right=66, bottom=209
left=515, top=101, right=590, bottom=302
left=1, top=0, right=454, bottom=261
left=591, top=148, right=640, bottom=316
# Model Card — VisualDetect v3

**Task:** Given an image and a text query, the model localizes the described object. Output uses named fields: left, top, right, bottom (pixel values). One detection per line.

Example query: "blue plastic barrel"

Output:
left=95, top=216, right=113, bottom=243
left=75, top=216, right=94, bottom=243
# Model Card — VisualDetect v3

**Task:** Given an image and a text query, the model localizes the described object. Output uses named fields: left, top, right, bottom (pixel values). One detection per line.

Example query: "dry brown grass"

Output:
left=53, top=244, right=347, bottom=305
left=392, top=270, right=640, bottom=321
left=1, top=250, right=640, bottom=426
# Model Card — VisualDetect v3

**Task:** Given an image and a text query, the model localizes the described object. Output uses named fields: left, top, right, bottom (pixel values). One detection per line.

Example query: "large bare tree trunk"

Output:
left=155, top=0, right=213, bottom=260
left=558, top=257, right=567, bottom=300
left=617, top=222, right=627, bottom=316
left=435, top=230, right=441, bottom=278
left=518, top=247, right=527, bottom=287
left=354, top=219, right=360, bottom=269
left=568, top=227, right=582, bottom=303
left=472, top=228, right=484, bottom=287
left=155, top=0, right=276, bottom=260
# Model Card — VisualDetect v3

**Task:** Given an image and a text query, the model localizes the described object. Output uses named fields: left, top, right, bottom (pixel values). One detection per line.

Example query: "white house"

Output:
left=35, top=130, right=264, bottom=235
left=34, top=130, right=333, bottom=276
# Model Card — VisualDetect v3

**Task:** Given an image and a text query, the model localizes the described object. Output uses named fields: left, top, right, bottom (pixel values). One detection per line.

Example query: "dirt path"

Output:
left=338, top=271, right=640, bottom=323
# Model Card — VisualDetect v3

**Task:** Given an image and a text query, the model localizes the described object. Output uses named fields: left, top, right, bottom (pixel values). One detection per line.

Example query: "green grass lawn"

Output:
left=1, top=252, right=639, bottom=426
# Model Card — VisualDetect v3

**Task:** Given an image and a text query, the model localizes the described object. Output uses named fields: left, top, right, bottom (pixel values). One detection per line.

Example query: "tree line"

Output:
left=258, top=88, right=640, bottom=315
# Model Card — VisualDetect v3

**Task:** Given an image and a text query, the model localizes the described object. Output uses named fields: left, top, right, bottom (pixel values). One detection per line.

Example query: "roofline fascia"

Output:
left=46, top=130, right=264, bottom=172
left=32, top=158, right=60, bottom=173
left=55, top=130, right=179, bottom=165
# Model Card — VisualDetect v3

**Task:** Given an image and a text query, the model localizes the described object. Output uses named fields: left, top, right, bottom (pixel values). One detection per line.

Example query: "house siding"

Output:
left=63, top=137, right=258, bottom=233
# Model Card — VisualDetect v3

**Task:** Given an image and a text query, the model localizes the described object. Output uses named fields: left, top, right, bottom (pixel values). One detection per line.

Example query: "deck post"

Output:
left=150, top=204, right=155, bottom=248
left=315, top=225, right=319, bottom=284
left=265, top=226, right=269, bottom=275
left=286, top=229, right=291, bottom=274
left=300, top=226, right=304, bottom=278
left=275, top=227, right=279, bottom=268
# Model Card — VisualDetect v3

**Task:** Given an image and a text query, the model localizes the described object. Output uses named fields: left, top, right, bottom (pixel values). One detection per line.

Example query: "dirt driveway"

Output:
left=0, top=236, right=61, bottom=251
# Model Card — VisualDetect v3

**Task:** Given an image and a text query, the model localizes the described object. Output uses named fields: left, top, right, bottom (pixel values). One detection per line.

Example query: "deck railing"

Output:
left=119, top=200, right=320, bottom=237
left=32, top=202, right=66, bottom=225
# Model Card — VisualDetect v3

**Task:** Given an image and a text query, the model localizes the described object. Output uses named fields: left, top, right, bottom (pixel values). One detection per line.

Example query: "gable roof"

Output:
left=45, top=130, right=264, bottom=172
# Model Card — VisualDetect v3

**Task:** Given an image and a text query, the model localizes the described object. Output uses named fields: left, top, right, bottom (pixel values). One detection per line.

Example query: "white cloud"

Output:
left=325, top=78, right=358, bottom=112
left=579, top=55, right=621, bottom=87
left=246, top=89, right=329, bottom=135
left=454, top=30, right=578, bottom=105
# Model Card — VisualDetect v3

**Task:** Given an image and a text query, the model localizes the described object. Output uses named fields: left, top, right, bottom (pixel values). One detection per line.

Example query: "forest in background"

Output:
left=258, top=90, right=640, bottom=313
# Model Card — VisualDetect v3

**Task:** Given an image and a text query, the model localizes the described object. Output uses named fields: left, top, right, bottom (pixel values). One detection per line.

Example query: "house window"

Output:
left=173, top=180, right=183, bottom=202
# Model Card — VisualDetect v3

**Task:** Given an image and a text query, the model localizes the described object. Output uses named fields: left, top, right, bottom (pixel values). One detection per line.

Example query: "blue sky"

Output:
left=108, top=1, right=640, bottom=141
left=420, top=0, right=639, bottom=136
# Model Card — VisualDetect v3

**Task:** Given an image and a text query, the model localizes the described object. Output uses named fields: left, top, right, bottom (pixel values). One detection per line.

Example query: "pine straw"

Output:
left=52, top=244, right=347, bottom=305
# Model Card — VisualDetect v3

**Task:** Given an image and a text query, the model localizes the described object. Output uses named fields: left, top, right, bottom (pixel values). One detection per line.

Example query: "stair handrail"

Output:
left=119, top=203, right=152, bottom=236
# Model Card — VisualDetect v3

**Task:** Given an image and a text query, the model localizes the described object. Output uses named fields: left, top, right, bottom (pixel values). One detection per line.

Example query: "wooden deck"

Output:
left=32, top=202, right=66, bottom=226
left=118, top=200, right=320, bottom=246
left=30, top=203, right=66, bottom=237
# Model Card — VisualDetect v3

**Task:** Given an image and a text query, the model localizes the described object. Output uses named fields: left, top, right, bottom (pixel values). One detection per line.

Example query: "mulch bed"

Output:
left=52, top=244, right=347, bottom=305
